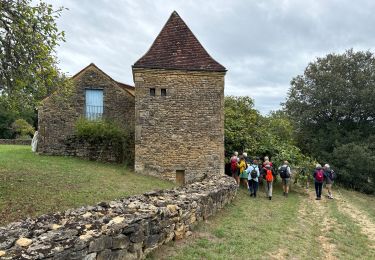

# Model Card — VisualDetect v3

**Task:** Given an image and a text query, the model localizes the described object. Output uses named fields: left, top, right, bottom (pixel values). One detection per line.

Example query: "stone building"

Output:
left=133, top=11, right=226, bottom=182
left=37, top=63, right=135, bottom=162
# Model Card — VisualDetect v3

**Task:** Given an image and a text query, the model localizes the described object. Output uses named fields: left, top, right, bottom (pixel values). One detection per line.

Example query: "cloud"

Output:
left=46, top=0, right=375, bottom=114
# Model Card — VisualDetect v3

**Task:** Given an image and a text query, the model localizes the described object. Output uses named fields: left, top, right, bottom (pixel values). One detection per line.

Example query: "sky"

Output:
left=45, top=0, right=375, bottom=114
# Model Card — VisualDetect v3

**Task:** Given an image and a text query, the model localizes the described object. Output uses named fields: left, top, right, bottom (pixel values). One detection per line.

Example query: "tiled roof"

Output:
left=133, top=11, right=226, bottom=72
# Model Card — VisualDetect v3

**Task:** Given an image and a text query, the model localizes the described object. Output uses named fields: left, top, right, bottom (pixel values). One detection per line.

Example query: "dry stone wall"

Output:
left=0, top=175, right=237, bottom=260
left=0, top=140, right=31, bottom=146
left=134, top=68, right=225, bottom=183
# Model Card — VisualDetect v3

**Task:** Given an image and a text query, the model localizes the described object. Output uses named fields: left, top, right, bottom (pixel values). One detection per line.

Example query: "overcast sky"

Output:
left=46, top=0, right=375, bottom=114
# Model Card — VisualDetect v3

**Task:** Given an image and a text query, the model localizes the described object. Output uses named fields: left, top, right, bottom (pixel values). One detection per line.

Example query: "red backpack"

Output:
left=265, top=169, right=273, bottom=182
left=315, top=169, right=324, bottom=182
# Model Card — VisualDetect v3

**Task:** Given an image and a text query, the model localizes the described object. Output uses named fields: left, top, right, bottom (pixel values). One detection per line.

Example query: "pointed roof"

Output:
left=133, top=11, right=226, bottom=72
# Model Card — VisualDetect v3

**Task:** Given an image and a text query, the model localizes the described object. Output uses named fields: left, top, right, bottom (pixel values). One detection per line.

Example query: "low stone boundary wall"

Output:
left=0, top=139, right=31, bottom=146
left=0, top=175, right=237, bottom=259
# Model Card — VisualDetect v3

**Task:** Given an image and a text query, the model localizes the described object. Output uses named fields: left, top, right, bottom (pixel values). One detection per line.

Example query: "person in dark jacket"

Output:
left=323, top=164, right=335, bottom=199
left=313, top=164, right=324, bottom=200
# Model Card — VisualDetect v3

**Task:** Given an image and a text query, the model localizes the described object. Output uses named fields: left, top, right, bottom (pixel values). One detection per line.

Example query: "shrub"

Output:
left=75, top=118, right=134, bottom=165
left=11, top=119, right=35, bottom=139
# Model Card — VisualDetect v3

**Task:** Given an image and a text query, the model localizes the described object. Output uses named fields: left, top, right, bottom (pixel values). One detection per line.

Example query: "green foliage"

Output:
left=75, top=118, right=125, bottom=143
left=11, top=118, right=35, bottom=139
left=0, top=0, right=66, bottom=111
left=75, top=118, right=134, bottom=165
left=224, top=96, right=314, bottom=169
left=284, top=49, right=375, bottom=193
left=224, top=96, right=260, bottom=155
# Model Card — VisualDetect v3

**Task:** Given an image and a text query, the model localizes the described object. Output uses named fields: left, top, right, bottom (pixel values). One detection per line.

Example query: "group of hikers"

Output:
left=230, top=152, right=336, bottom=200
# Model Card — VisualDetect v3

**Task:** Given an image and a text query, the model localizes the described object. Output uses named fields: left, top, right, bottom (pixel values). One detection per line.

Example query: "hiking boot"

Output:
left=250, top=193, right=253, bottom=197
left=315, top=197, right=319, bottom=200
left=269, top=196, right=272, bottom=200
left=283, top=192, right=286, bottom=196
left=285, top=193, right=288, bottom=198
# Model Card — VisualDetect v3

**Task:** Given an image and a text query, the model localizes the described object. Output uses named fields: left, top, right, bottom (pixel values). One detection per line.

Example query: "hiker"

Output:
left=279, top=160, right=292, bottom=197
left=262, top=163, right=276, bottom=200
left=230, top=152, right=239, bottom=185
left=247, top=157, right=260, bottom=198
left=324, top=164, right=335, bottom=199
left=262, top=156, right=273, bottom=167
left=313, top=164, right=324, bottom=200
left=237, top=155, right=248, bottom=189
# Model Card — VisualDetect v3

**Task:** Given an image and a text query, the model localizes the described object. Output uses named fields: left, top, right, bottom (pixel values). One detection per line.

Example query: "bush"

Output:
left=11, top=119, right=35, bottom=139
left=331, top=142, right=375, bottom=194
left=75, top=118, right=134, bottom=165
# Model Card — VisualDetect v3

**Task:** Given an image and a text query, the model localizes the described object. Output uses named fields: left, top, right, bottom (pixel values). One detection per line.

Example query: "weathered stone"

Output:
left=16, top=237, right=32, bottom=247
left=88, top=236, right=112, bottom=252
left=51, top=224, right=61, bottom=230
left=130, top=230, right=144, bottom=243
left=96, top=249, right=112, bottom=260
left=83, top=253, right=97, bottom=260
left=112, top=234, right=130, bottom=249
left=0, top=250, right=6, bottom=257
left=0, top=237, right=16, bottom=250
left=82, top=212, right=92, bottom=219
left=108, top=216, right=125, bottom=225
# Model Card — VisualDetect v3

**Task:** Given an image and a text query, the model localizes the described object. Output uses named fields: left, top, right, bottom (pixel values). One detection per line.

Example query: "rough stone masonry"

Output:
left=133, top=11, right=227, bottom=183
left=0, top=175, right=237, bottom=259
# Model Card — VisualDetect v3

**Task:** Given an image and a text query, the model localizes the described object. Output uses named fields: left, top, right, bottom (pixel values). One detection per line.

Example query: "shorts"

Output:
left=282, top=178, right=290, bottom=186
left=326, top=183, right=332, bottom=189
left=231, top=169, right=239, bottom=177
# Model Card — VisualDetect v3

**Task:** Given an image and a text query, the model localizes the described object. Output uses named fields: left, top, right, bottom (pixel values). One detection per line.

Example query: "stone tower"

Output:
left=132, top=11, right=226, bottom=183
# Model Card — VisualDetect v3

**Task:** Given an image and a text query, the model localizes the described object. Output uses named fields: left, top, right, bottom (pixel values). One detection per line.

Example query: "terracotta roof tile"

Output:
left=133, top=11, right=226, bottom=72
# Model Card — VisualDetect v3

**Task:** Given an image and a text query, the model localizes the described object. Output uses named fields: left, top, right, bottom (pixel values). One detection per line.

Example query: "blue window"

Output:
left=85, top=89, right=103, bottom=120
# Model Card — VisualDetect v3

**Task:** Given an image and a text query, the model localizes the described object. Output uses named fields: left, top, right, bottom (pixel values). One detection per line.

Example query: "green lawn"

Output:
left=149, top=182, right=375, bottom=259
left=0, top=145, right=174, bottom=226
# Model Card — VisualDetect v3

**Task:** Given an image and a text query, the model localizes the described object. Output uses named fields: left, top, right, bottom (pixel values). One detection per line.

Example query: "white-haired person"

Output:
left=230, top=151, right=240, bottom=185
left=323, top=164, right=335, bottom=199
left=313, top=164, right=324, bottom=200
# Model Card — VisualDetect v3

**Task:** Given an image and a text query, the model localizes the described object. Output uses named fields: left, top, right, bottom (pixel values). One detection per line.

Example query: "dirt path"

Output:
left=269, top=187, right=338, bottom=260
left=307, top=190, right=338, bottom=260
left=335, top=190, right=375, bottom=248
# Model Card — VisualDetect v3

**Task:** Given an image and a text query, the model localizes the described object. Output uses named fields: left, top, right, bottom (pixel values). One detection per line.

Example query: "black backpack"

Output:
left=250, top=166, right=258, bottom=179
left=279, top=166, right=290, bottom=179
left=328, top=170, right=336, bottom=180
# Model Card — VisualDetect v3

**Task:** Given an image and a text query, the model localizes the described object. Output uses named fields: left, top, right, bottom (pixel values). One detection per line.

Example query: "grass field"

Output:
left=149, top=181, right=375, bottom=259
left=0, top=145, right=174, bottom=226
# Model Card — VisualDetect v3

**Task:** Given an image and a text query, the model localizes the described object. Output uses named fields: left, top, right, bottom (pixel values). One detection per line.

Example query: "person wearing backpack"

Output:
left=262, top=163, right=276, bottom=200
left=230, top=152, right=239, bottom=186
left=323, top=164, right=335, bottom=199
left=247, top=157, right=260, bottom=198
left=278, top=161, right=292, bottom=197
left=313, top=164, right=324, bottom=200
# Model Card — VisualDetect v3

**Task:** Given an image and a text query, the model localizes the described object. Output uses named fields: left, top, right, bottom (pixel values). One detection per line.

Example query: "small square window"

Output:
left=161, top=88, right=167, bottom=96
left=150, top=88, right=155, bottom=96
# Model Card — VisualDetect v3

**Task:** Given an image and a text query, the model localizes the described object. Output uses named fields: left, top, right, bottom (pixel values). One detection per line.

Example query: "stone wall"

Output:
left=37, top=64, right=135, bottom=163
left=0, top=175, right=237, bottom=260
left=0, top=139, right=31, bottom=146
left=133, top=68, right=225, bottom=183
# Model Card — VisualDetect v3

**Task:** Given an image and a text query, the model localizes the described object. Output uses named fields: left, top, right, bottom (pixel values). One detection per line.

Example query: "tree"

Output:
left=284, top=49, right=375, bottom=193
left=0, top=0, right=65, bottom=112
left=11, top=118, right=35, bottom=139
left=224, top=96, right=260, bottom=156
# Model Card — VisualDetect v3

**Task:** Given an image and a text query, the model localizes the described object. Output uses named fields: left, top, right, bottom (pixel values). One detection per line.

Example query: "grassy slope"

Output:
left=0, top=145, right=174, bottom=226
left=149, top=183, right=375, bottom=259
